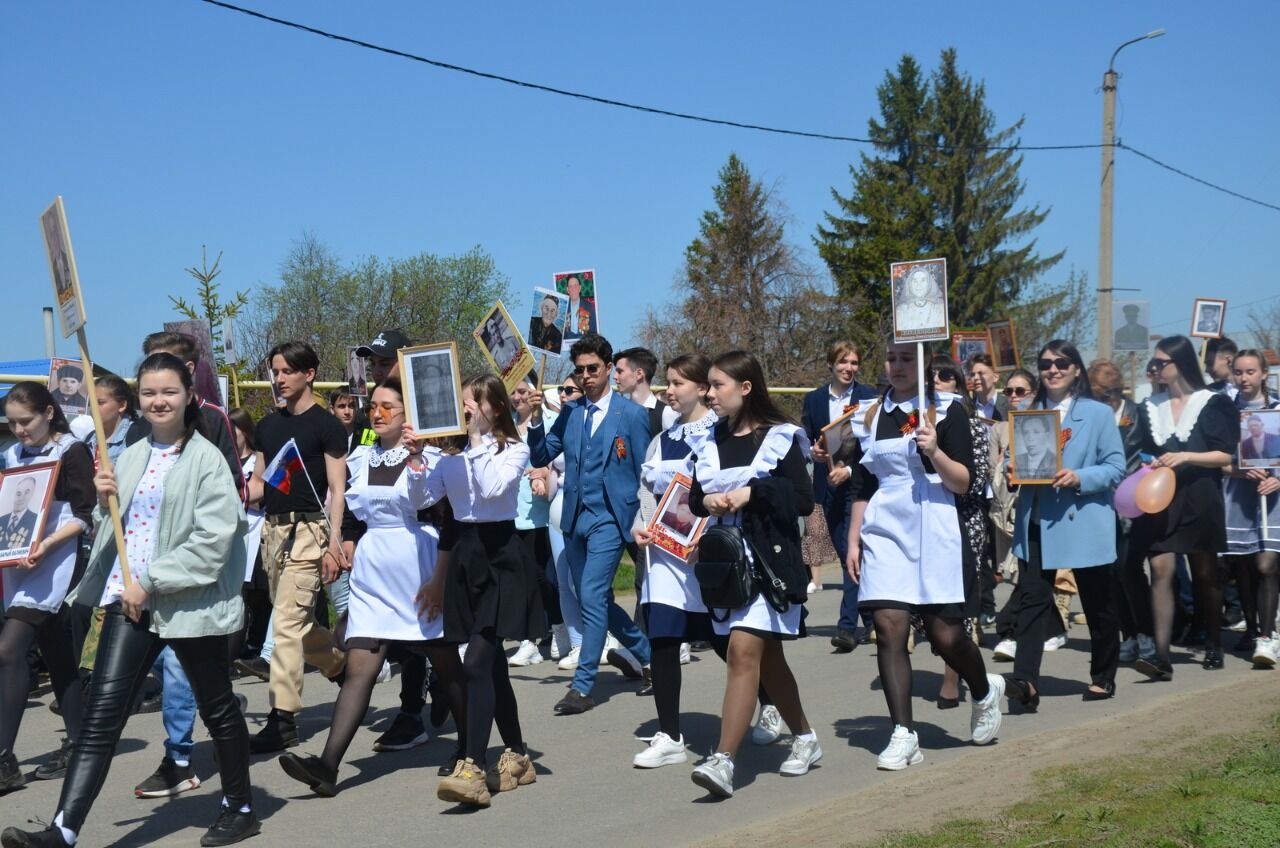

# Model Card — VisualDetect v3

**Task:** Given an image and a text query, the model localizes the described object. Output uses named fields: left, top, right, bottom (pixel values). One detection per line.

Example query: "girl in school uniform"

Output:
left=430, top=375, right=541, bottom=809
left=686, top=351, right=819, bottom=799
left=1129, top=336, right=1237, bottom=680
left=278, top=378, right=468, bottom=797
left=1221, top=349, right=1280, bottom=666
left=631, top=353, right=718, bottom=769
left=846, top=342, right=1004, bottom=771
left=2, top=353, right=257, bottom=848
left=0, top=382, right=94, bottom=794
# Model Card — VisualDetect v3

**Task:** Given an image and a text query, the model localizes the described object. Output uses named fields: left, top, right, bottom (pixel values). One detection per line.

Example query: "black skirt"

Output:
left=443, top=520, right=544, bottom=644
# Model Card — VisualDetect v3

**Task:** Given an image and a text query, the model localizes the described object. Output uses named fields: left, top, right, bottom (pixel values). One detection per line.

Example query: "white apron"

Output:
left=857, top=402, right=964, bottom=607
left=240, top=454, right=266, bottom=582
left=3, top=439, right=82, bottom=614
left=693, top=423, right=808, bottom=636
left=639, top=413, right=717, bottom=614
left=344, top=449, right=442, bottom=641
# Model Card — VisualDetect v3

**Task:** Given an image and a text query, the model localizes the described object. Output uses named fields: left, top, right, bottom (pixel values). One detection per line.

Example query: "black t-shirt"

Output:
left=255, top=404, right=348, bottom=515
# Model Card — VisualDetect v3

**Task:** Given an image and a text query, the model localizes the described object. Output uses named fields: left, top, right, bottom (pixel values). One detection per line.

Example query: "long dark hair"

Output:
left=137, top=353, right=208, bottom=452
left=95, top=375, right=139, bottom=422
left=2, top=381, right=71, bottom=438
left=1153, top=335, right=1206, bottom=391
left=228, top=407, right=256, bottom=454
left=464, top=374, right=520, bottom=451
left=1032, top=339, right=1095, bottom=408
left=712, top=351, right=790, bottom=433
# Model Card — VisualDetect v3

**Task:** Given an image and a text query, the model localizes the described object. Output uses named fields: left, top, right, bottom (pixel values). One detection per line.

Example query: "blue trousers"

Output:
left=566, top=511, right=650, bottom=694
left=829, top=486, right=869, bottom=632
left=155, top=647, right=196, bottom=761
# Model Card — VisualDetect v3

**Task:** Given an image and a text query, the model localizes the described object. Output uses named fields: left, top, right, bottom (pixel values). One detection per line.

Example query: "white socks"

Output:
left=797, top=730, right=817, bottom=742
left=52, top=811, right=77, bottom=845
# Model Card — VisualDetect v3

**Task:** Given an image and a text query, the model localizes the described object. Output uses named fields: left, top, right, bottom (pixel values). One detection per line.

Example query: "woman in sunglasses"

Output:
left=1129, top=336, right=1236, bottom=679
left=1004, top=341, right=1126, bottom=710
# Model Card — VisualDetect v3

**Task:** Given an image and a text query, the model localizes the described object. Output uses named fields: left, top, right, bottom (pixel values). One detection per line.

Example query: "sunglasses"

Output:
left=1001, top=386, right=1031, bottom=398
left=558, top=386, right=582, bottom=396
left=572, top=363, right=604, bottom=376
left=1147, top=358, right=1175, bottom=372
left=1037, top=357, right=1074, bottom=372
left=931, top=368, right=961, bottom=383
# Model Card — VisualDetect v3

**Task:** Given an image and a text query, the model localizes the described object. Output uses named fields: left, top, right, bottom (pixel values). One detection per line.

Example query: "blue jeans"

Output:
left=549, top=525, right=582, bottom=647
left=155, top=646, right=196, bottom=761
left=566, top=512, right=650, bottom=694
left=828, top=486, right=868, bottom=632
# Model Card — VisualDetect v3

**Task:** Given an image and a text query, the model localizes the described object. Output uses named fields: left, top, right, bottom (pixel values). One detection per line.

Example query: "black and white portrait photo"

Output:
left=47, top=357, right=89, bottom=418
left=473, top=301, right=536, bottom=393
left=891, top=258, right=949, bottom=344
left=345, top=346, right=369, bottom=398
left=1112, top=300, right=1151, bottom=352
left=0, top=463, right=59, bottom=567
left=399, top=342, right=466, bottom=438
left=1010, top=410, right=1061, bottom=484
left=1191, top=298, right=1227, bottom=339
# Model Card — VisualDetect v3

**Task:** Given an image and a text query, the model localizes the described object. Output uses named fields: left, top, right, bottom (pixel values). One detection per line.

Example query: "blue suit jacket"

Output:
left=1012, top=396, right=1127, bottom=570
left=528, top=392, right=651, bottom=542
left=800, top=381, right=878, bottom=504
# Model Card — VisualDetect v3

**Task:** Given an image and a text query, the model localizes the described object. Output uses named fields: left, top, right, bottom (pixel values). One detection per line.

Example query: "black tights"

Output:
left=462, top=632, right=523, bottom=766
left=1231, top=552, right=1280, bottom=639
left=321, top=642, right=466, bottom=771
left=649, top=634, right=771, bottom=741
left=873, top=609, right=990, bottom=729
left=0, top=608, right=84, bottom=755
left=1149, top=552, right=1224, bottom=657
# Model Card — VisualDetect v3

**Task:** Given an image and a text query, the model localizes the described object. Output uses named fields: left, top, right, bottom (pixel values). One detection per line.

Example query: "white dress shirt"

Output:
left=426, top=434, right=530, bottom=522
left=827, top=382, right=855, bottom=426
left=582, top=387, right=614, bottom=438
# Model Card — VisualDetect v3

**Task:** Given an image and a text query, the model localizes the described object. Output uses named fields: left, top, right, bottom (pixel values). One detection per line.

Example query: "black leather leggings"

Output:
left=56, top=606, right=251, bottom=832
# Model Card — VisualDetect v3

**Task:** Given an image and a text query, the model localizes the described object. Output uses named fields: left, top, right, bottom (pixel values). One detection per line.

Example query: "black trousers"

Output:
left=56, top=606, right=252, bottom=832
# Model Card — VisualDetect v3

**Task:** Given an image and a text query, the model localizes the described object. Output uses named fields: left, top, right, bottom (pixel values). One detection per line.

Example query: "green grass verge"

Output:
left=612, top=554, right=636, bottom=597
left=873, top=713, right=1280, bottom=848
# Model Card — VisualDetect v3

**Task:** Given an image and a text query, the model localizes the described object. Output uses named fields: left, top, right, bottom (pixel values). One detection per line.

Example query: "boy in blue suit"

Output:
left=528, top=334, right=652, bottom=714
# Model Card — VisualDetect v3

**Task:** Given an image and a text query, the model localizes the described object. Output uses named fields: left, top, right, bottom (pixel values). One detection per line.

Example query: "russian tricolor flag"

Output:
left=262, top=438, right=304, bottom=494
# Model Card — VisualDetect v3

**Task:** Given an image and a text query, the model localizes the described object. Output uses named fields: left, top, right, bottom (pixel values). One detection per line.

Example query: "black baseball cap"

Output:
left=355, top=329, right=411, bottom=358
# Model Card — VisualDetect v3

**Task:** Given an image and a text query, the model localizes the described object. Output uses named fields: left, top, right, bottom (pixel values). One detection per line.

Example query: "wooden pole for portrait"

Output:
left=229, top=367, right=242, bottom=409
left=537, top=354, right=547, bottom=391
left=76, top=327, right=133, bottom=590
left=1127, top=352, right=1137, bottom=400
left=916, top=342, right=927, bottom=424
left=1198, top=338, right=1209, bottom=375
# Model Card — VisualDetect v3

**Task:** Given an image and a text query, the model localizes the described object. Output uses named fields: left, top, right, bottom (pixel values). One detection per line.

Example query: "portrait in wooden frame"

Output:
left=987, top=318, right=1020, bottom=372
left=647, top=473, right=708, bottom=562
left=473, top=300, right=537, bottom=394
left=1190, top=297, right=1227, bottom=340
left=0, top=462, right=62, bottom=568
left=398, top=342, right=467, bottom=439
left=1009, top=409, right=1061, bottom=485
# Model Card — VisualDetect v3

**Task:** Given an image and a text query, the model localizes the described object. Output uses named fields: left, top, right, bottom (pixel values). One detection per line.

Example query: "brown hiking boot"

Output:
left=436, top=757, right=491, bottom=807
left=486, top=748, right=536, bottom=793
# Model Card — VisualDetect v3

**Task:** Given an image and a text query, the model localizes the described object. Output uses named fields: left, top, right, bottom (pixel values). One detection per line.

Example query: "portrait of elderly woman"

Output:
left=891, top=259, right=949, bottom=343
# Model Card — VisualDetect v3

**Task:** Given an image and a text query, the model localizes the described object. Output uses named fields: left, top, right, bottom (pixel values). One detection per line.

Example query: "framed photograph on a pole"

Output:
left=527, top=287, right=568, bottom=357
left=890, top=259, right=949, bottom=344
left=473, top=301, right=537, bottom=394
left=1009, top=410, right=1062, bottom=485
left=398, top=342, right=467, bottom=439
left=987, top=319, right=1021, bottom=372
left=553, top=269, right=599, bottom=353
left=345, top=346, right=369, bottom=398
left=40, top=197, right=87, bottom=338
left=1190, top=298, right=1227, bottom=340
left=0, top=462, right=61, bottom=568
left=1112, top=300, right=1151, bottom=352
left=951, top=331, right=992, bottom=365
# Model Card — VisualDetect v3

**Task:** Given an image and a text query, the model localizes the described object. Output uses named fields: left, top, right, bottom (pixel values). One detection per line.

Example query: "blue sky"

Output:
left=2, top=2, right=1278, bottom=375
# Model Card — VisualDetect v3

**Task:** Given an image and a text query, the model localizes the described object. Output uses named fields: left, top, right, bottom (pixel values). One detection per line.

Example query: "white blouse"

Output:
left=100, top=443, right=180, bottom=606
left=426, top=434, right=530, bottom=523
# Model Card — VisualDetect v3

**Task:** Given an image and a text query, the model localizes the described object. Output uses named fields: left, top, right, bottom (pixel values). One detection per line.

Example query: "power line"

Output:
left=198, top=0, right=1279, bottom=212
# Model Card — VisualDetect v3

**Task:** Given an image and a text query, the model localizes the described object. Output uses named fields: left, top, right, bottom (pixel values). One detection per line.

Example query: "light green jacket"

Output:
left=68, top=431, right=247, bottom=638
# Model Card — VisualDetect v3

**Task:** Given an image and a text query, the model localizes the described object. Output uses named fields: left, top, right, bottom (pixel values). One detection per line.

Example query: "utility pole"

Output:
left=1097, top=29, right=1165, bottom=362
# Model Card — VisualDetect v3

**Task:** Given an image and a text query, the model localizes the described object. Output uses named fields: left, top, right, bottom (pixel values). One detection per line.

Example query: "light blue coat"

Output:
left=1012, top=396, right=1126, bottom=570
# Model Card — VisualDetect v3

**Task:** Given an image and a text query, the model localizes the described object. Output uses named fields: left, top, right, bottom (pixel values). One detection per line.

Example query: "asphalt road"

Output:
left=2, top=569, right=1266, bottom=847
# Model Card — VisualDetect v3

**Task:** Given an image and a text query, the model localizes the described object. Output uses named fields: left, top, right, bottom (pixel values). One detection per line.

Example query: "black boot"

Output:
left=249, top=709, right=298, bottom=754
left=278, top=753, right=337, bottom=797
left=0, top=751, right=24, bottom=794
left=199, top=806, right=261, bottom=847
left=0, top=826, right=72, bottom=848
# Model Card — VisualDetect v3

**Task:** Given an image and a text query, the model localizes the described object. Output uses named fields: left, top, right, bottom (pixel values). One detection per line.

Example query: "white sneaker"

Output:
left=1043, top=634, right=1068, bottom=652
left=780, top=735, right=822, bottom=776
left=1137, top=633, right=1157, bottom=662
left=557, top=645, right=581, bottom=671
left=376, top=659, right=392, bottom=684
left=508, top=640, right=543, bottom=667
left=992, top=639, right=1016, bottom=661
left=805, top=581, right=818, bottom=594
left=679, top=642, right=691, bottom=665
left=970, top=674, right=1005, bottom=745
left=600, top=634, right=621, bottom=666
left=632, top=732, right=688, bottom=769
left=1229, top=617, right=1248, bottom=632
left=457, top=643, right=468, bottom=661
left=549, top=624, right=571, bottom=661
left=690, top=753, right=734, bottom=797
left=750, top=704, right=783, bottom=745
left=605, top=645, right=643, bottom=679
left=1253, top=634, right=1278, bottom=668
left=876, top=725, right=923, bottom=770
left=1118, top=637, right=1138, bottom=663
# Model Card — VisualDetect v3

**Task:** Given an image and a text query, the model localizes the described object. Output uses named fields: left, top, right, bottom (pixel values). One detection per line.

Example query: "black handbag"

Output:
left=753, top=542, right=791, bottom=615
left=694, top=526, right=756, bottom=622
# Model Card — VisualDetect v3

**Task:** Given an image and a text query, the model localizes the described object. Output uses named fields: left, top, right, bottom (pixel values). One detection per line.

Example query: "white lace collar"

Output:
left=882, top=390, right=960, bottom=415
left=368, top=444, right=409, bottom=468
left=667, top=410, right=718, bottom=443
left=1144, top=389, right=1213, bottom=446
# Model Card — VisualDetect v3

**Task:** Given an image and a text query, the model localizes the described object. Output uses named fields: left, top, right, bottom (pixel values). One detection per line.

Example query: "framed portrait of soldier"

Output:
left=47, top=357, right=89, bottom=418
left=890, top=258, right=949, bottom=344
left=553, top=269, right=599, bottom=353
left=527, top=287, right=568, bottom=357
left=1238, top=409, right=1280, bottom=470
left=951, top=331, right=992, bottom=365
left=1191, top=298, right=1227, bottom=340
left=987, top=319, right=1020, bottom=372
left=1112, top=300, right=1151, bottom=352
left=398, top=342, right=466, bottom=439
left=473, top=301, right=537, bottom=394
left=40, top=196, right=87, bottom=338
left=1009, top=410, right=1062, bottom=485
left=345, top=346, right=369, bottom=398
left=0, top=462, right=61, bottom=567
left=646, top=473, right=707, bottom=561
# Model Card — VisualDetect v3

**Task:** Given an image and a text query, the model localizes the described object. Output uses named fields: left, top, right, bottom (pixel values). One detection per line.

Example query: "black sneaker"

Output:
left=199, top=806, right=261, bottom=847
left=830, top=629, right=857, bottom=653
left=135, top=755, right=201, bottom=798
left=372, top=712, right=430, bottom=752
left=134, top=691, right=163, bottom=715
left=249, top=709, right=298, bottom=754
left=1135, top=655, right=1174, bottom=681
left=1202, top=647, right=1225, bottom=670
left=278, top=753, right=337, bottom=797
left=437, top=747, right=464, bottom=777
left=0, top=826, right=72, bottom=847
left=0, top=750, right=24, bottom=794
left=553, top=688, right=595, bottom=715
left=689, top=640, right=712, bottom=653
left=636, top=667, right=654, bottom=696
left=33, top=739, right=71, bottom=781
left=233, top=657, right=271, bottom=683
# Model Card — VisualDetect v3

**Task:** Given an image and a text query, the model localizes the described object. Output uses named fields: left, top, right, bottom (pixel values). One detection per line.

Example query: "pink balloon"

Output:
left=1137, top=466, right=1177, bottom=514
left=1114, top=467, right=1151, bottom=519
